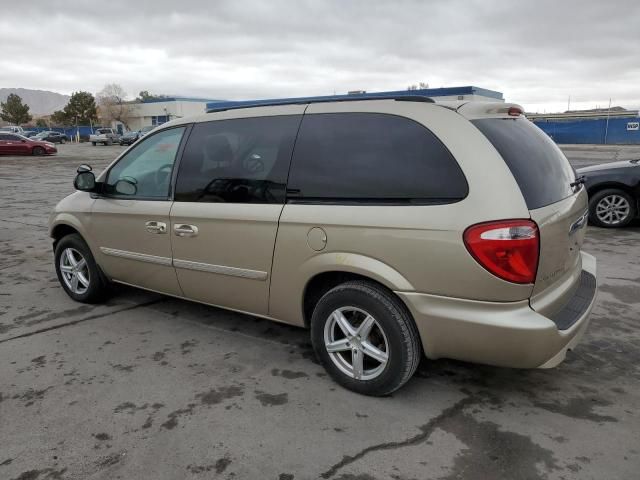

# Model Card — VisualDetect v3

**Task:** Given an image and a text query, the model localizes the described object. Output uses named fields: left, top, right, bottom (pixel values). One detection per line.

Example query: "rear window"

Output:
left=287, top=113, right=468, bottom=203
left=472, top=118, right=575, bottom=210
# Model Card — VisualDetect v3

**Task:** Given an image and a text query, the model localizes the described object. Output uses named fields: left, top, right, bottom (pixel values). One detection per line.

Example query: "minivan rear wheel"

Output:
left=589, top=188, right=635, bottom=228
left=310, top=280, right=421, bottom=396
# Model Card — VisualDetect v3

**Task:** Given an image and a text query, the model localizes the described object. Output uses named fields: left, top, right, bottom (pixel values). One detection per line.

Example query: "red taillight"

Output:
left=463, top=220, right=539, bottom=284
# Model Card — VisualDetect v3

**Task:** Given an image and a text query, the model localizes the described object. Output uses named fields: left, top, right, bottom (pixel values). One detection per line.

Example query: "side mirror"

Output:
left=74, top=171, right=96, bottom=192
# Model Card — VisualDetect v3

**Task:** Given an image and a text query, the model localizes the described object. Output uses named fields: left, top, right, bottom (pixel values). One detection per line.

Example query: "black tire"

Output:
left=60, top=138, right=66, bottom=144
left=91, top=142, right=96, bottom=146
left=310, top=280, right=421, bottom=396
left=589, top=188, right=636, bottom=228
left=32, top=146, right=45, bottom=156
left=54, top=233, right=109, bottom=304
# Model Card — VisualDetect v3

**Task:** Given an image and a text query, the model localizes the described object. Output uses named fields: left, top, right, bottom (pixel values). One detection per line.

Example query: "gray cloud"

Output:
left=1, top=0, right=638, bottom=112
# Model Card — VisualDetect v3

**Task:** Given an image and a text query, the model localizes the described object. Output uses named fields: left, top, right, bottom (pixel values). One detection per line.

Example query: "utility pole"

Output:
left=604, top=98, right=612, bottom=145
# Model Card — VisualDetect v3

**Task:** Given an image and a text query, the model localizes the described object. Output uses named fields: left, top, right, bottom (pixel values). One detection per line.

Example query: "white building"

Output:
left=121, top=97, right=222, bottom=132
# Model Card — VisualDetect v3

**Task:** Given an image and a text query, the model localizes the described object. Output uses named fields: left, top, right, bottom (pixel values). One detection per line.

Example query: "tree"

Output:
left=97, top=84, right=132, bottom=129
left=407, top=82, right=429, bottom=91
left=50, top=110, right=71, bottom=126
left=137, top=90, right=166, bottom=102
left=35, top=118, right=48, bottom=128
left=0, top=93, right=32, bottom=125
left=64, top=91, right=98, bottom=124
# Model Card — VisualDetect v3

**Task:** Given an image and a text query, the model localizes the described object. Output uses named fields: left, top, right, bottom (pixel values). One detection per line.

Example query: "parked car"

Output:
left=139, top=125, right=155, bottom=137
left=33, top=131, right=69, bottom=144
left=22, top=130, right=39, bottom=138
left=0, top=125, right=25, bottom=134
left=119, top=131, right=140, bottom=146
left=0, top=133, right=57, bottom=155
left=577, top=158, right=640, bottom=227
left=89, top=128, right=120, bottom=145
left=49, top=96, right=597, bottom=396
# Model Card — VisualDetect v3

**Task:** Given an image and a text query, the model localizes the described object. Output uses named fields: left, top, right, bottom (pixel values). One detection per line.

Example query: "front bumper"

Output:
left=397, top=252, right=597, bottom=369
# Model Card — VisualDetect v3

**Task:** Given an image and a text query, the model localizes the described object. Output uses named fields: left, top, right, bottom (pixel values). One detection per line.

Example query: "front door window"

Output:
left=104, top=126, right=185, bottom=199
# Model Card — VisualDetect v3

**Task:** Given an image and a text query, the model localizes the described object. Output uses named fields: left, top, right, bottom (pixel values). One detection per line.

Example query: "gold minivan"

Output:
left=50, top=96, right=597, bottom=395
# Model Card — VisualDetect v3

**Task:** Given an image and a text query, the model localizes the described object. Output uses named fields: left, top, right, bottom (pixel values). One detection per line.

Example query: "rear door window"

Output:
left=174, top=115, right=301, bottom=204
left=472, top=118, right=576, bottom=209
left=287, top=113, right=468, bottom=203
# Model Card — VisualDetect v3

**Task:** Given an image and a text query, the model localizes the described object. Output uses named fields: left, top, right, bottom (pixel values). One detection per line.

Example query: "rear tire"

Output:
left=60, top=138, right=66, bottom=144
left=310, top=280, right=421, bottom=396
left=91, top=142, right=96, bottom=146
left=32, top=146, right=45, bottom=156
left=589, top=188, right=636, bottom=228
left=54, top=234, right=109, bottom=304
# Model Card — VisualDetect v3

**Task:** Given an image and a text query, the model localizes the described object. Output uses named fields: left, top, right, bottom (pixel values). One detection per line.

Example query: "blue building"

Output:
left=205, top=86, right=504, bottom=112
left=529, top=110, right=640, bottom=145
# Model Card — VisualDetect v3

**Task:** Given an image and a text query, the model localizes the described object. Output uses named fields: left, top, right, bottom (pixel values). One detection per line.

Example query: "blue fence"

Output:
left=533, top=117, right=640, bottom=145
left=24, top=126, right=109, bottom=138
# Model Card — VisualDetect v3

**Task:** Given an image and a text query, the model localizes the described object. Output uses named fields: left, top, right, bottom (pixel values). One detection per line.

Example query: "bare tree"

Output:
left=407, top=82, right=429, bottom=91
left=97, top=84, right=132, bottom=129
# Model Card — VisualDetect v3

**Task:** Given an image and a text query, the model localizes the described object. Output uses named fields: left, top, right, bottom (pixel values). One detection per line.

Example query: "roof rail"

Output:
left=206, top=95, right=434, bottom=113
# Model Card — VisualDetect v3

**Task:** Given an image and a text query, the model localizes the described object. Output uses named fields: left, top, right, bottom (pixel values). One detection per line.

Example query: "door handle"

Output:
left=145, top=221, right=167, bottom=234
left=174, top=224, right=199, bottom=237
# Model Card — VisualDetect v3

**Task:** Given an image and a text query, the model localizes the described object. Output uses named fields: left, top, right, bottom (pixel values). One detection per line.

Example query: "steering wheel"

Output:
left=243, top=154, right=264, bottom=174
left=155, top=164, right=173, bottom=188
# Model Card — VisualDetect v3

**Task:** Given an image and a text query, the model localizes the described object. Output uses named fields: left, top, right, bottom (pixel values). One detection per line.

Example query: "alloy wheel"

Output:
left=323, top=307, right=389, bottom=381
left=596, top=194, right=630, bottom=226
left=59, top=247, right=90, bottom=294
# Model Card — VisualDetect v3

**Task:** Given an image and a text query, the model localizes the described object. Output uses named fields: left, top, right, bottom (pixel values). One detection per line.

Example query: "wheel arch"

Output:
left=50, top=217, right=89, bottom=249
left=587, top=181, right=635, bottom=198
left=301, top=269, right=415, bottom=329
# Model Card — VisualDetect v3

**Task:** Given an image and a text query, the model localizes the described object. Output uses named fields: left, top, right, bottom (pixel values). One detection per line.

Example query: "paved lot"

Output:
left=1, top=143, right=639, bottom=480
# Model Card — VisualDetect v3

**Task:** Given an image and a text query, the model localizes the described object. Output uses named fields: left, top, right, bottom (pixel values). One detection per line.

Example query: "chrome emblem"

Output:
left=569, top=210, right=589, bottom=235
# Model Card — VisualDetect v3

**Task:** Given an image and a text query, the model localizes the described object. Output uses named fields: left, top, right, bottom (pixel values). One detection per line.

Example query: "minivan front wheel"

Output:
left=54, top=233, right=109, bottom=303
left=311, top=281, right=421, bottom=396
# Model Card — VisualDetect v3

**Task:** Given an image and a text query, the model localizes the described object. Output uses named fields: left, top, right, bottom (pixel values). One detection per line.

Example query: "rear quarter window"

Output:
left=287, top=113, right=468, bottom=203
left=472, top=118, right=576, bottom=210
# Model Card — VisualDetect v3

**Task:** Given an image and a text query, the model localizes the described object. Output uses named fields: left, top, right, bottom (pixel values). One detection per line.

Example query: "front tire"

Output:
left=589, top=188, right=636, bottom=228
left=32, top=146, right=45, bottom=156
left=91, top=142, right=96, bottom=146
left=54, top=234, right=109, bottom=303
left=310, top=280, right=421, bottom=396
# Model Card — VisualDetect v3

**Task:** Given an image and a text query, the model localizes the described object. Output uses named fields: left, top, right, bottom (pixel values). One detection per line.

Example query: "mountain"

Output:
left=0, top=88, right=70, bottom=116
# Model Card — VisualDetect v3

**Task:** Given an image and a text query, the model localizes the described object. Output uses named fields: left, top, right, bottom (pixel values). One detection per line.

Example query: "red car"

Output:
left=0, top=132, right=57, bottom=155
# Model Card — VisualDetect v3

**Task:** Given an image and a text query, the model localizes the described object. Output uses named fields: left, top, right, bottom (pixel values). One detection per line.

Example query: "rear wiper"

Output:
left=570, top=175, right=586, bottom=188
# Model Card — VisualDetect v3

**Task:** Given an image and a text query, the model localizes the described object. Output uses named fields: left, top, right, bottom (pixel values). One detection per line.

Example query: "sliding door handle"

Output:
left=174, top=224, right=199, bottom=237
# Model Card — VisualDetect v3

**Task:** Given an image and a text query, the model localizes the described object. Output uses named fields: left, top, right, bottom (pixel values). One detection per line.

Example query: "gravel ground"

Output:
left=0, top=142, right=639, bottom=480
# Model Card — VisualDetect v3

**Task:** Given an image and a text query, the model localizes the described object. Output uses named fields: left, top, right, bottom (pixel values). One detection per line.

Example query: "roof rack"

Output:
left=206, top=95, right=434, bottom=113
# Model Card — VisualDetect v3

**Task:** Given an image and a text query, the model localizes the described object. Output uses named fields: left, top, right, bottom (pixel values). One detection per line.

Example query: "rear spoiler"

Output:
left=435, top=101, right=526, bottom=120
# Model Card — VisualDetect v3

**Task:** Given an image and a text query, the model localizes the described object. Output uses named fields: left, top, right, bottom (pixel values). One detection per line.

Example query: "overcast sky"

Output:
left=1, top=0, right=639, bottom=112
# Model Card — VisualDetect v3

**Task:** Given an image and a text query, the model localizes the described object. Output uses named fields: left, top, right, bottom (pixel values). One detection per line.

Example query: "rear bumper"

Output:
left=397, top=251, right=597, bottom=369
